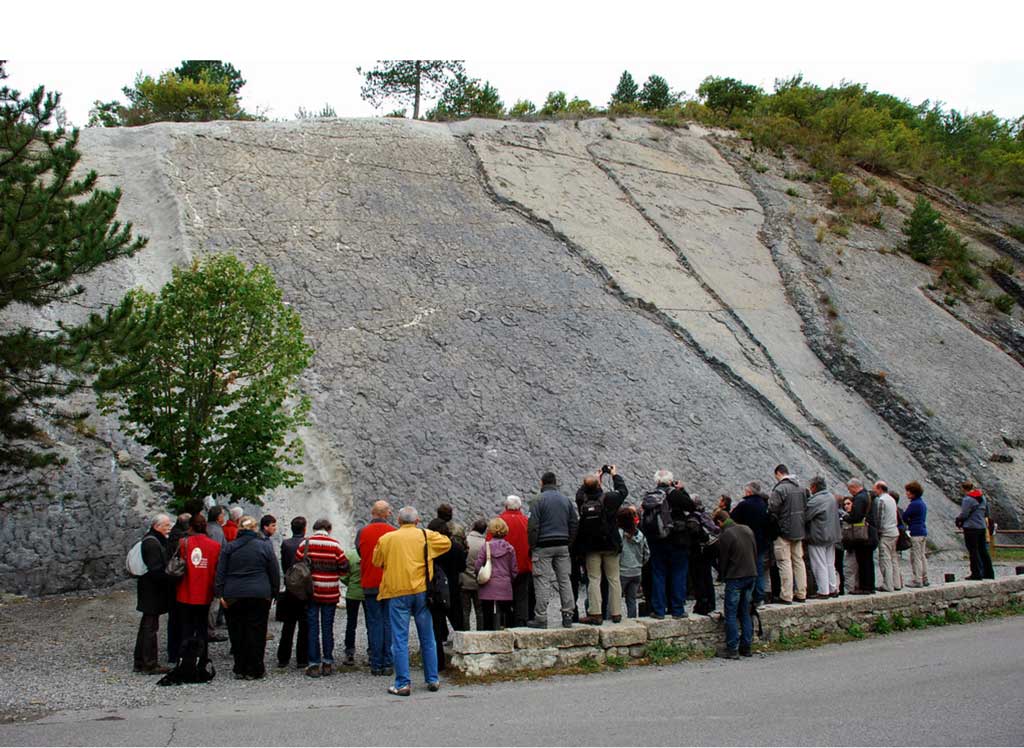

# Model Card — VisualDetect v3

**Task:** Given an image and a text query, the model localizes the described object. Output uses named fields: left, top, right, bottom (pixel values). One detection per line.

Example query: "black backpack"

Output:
left=578, top=493, right=606, bottom=540
left=640, top=488, right=673, bottom=540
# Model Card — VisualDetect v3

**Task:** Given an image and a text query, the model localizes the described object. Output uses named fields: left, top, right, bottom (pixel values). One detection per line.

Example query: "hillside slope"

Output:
left=1, top=117, right=1021, bottom=595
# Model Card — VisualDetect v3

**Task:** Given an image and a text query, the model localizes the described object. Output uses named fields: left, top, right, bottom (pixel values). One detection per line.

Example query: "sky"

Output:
left=4, top=0, right=1023, bottom=127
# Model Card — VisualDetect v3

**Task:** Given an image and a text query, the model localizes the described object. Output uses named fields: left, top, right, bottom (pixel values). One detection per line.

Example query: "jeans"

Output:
left=276, top=593, right=308, bottom=666
left=344, top=598, right=362, bottom=656
left=363, top=591, right=392, bottom=670
left=621, top=575, right=641, bottom=618
left=389, top=592, right=438, bottom=690
left=532, top=545, right=575, bottom=622
left=307, top=601, right=336, bottom=666
left=649, top=541, right=689, bottom=617
left=964, top=528, right=995, bottom=579
left=724, top=577, right=756, bottom=651
left=134, top=613, right=161, bottom=670
left=754, top=549, right=768, bottom=603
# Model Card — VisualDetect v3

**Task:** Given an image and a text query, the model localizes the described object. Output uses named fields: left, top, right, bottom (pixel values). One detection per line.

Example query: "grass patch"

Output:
left=643, top=640, right=688, bottom=665
left=577, top=656, right=602, bottom=673
left=605, top=654, right=627, bottom=671
left=846, top=622, right=866, bottom=639
left=992, top=294, right=1016, bottom=315
left=993, top=547, right=1024, bottom=561
left=1006, top=225, right=1024, bottom=243
left=873, top=614, right=893, bottom=634
left=785, top=187, right=801, bottom=197
left=945, top=608, right=966, bottom=624
left=891, top=612, right=910, bottom=632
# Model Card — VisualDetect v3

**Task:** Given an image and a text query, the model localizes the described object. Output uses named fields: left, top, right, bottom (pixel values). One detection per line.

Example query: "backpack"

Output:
left=578, top=493, right=606, bottom=540
left=284, top=538, right=313, bottom=600
left=125, top=536, right=154, bottom=577
left=640, top=489, right=673, bottom=540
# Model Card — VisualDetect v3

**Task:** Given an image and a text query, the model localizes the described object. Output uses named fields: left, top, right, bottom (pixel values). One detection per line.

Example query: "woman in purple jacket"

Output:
left=475, top=518, right=518, bottom=630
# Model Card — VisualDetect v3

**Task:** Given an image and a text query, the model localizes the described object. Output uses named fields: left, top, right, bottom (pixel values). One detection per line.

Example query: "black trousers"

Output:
left=964, top=529, right=995, bottom=579
left=511, top=572, right=532, bottom=626
left=134, top=613, right=161, bottom=670
left=226, top=598, right=271, bottom=678
left=344, top=598, right=362, bottom=655
left=690, top=548, right=716, bottom=614
left=855, top=545, right=876, bottom=592
left=480, top=599, right=513, bottom=631
left=276, top=593, right=308, bottom=666
left=835, top=546, right=846, bottom=594
left=430, top=604, right=449, bottom=671
left=167, top=603, right=181, bottom=664
left=178, top=603, right=210, bottom=660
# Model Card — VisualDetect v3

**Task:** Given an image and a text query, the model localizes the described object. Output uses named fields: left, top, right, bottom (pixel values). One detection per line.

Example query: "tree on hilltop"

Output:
left=426, top=72, right=504, bottom=120
left=610, top=70, right=638, bottom=106
left=357, top=60, right=465, bottom=120
left=174, top=60, right=246, bottom=96
left=639, top=74, right=674, bottom=111
left=0, top=62, right=148, bottom=491
left=697, top=75, right=763, bottom=117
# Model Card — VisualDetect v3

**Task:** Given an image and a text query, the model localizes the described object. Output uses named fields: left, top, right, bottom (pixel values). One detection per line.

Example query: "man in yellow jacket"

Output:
left=373, top=506, right=452, bottom=696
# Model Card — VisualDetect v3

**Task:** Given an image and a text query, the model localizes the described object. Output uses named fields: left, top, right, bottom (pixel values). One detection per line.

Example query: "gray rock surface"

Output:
left=2, top=116, right=1022, bottom=595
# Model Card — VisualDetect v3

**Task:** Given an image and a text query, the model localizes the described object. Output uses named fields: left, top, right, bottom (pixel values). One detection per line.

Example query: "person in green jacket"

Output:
left=340, top=549, right=364, bottom=666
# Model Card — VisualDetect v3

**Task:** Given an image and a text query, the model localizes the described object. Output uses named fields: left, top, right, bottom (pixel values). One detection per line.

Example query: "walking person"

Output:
left=958, top=482, right=995, bottom=580
left=358, top=500, right=397, bottom=675
left=459, top=519, right=487, bottom=630
left=527, top=472, right=579, bottom=629
left=873, top=482, right=902, bottom=592
left=575, top=466, right=628, bottom=624
left=276, top=516, right=309, bottom=669
left=768, top=464, right=808, bottom=604
left=372, top=507, right=452, bottom=696
left=214, top=516, right=280, bottom=680
left=475, top=518, right=518, bottom=630
left=295, top=518, right=349, bottom=678
left=617, top=506, right=649, bottom=618
left=713, top=509, right=758, bottom=659
left=903, top=481, right=930, bottom=587
left=133, top=514, right=174, bottom=674
left=805, top=476, right=841, bottom=597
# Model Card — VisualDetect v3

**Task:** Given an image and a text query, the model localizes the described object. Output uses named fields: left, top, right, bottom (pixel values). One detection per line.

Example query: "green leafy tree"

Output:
left=566, top=97, right=596, bottom=116
left=902, top=196, right=950, bottom=264
left=0, top=63, right=147, bottom=484
left=174, top=60, right=246, bottom=96
left=89, top=69, right=256, bottom=126
left=509, top=99, right=536, bottom=118
left=96, top=255, right=312, bottom=513
left=697, top=76, right=762, bottom=117
left=540, top=91, right=567, bottom=116
left=426, top=73, right=504, bottom=120
left=639, top=75, right=674, bottom=111
left=610, top=70, right=639, bottom=106
left=357, top=60, right=465, bottom=120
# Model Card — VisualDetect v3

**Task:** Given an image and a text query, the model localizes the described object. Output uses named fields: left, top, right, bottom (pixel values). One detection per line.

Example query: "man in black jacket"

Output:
left=731, top=481, right=770, bottom=603
left=645, top=471, right=696, bottom=620
left=276, top=516, right=309, bottom=669
left=845, top=478, right=877, bottom=594
left=134, top=514, right=174, bottom=674
left=575, top=466, right=628, bottom=624
left=713, top=509, right=758, bottom=659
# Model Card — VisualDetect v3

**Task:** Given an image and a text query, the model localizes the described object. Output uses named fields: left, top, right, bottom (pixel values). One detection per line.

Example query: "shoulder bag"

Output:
left=284, top=538, right=313, bottom=600
left=476, top=541, right=493, bottom=585
left=166, top=537, right=188, bottom=580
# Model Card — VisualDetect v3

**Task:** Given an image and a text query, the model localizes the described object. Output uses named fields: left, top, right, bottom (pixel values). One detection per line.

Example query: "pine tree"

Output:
left=610, top=70, right=639, bottom=106
left=357, top=60, right=465, bottom=120
left=639, top=75, right=674, bottom=111
left=0, top=63, right=147, bottom=487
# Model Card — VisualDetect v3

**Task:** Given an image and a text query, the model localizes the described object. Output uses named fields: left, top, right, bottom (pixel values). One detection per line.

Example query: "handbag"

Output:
left=841, top=493, right=874, bottom=546
left=476, top=541, right=493, bottom=585
left=166, top=537, right=188, bottom=580
left=423, top=530, right=451, bottom=610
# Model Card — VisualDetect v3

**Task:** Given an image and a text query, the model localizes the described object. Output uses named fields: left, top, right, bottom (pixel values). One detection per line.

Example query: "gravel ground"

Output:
left=0, top=552, right=1017, bottom=723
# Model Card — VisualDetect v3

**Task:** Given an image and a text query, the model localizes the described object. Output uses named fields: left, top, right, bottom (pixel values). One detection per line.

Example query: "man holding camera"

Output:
left=575, top=465, right=629, bottom=624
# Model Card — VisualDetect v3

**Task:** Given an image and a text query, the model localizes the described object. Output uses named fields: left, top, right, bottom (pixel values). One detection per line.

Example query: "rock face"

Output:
left=2, top=117, right=1022, bottom=595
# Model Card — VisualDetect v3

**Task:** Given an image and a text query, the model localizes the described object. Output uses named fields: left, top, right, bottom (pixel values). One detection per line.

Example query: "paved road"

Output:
left=3, top=616, right=1022, bottom=746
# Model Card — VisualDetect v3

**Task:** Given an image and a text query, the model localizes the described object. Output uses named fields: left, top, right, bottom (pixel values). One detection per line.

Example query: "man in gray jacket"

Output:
left=805, top=476, right=841, bottom=598
left=527, top=472, right=579, bottom=629
left=768, top=464, right=808, bottom=604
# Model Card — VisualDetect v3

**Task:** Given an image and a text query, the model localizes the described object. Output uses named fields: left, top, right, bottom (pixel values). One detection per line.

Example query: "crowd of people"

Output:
left=131, top=465, right=997, bottom=690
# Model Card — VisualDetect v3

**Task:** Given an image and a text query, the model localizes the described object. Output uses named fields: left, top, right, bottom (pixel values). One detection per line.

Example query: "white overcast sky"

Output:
left=4, top=0, right=1023, bottom=127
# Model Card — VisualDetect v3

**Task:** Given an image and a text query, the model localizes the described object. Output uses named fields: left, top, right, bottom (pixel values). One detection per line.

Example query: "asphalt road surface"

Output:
left=2, top=616, right=1022, bottom=746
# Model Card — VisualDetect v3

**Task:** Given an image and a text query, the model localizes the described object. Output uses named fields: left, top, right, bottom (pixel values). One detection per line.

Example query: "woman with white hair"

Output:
left=497, top=494, right=534, bottom=626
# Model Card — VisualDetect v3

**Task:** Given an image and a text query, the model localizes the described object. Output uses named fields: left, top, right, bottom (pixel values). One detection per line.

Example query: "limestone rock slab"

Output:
left=598, top=622, right=648, bottom=647
left=513, top=625, right=599, bottom=649
left=452, top=630, right=514, bottom=654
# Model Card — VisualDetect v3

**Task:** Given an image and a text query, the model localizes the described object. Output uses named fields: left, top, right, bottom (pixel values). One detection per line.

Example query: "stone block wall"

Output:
left=450, top=577, right=1024, bottom=676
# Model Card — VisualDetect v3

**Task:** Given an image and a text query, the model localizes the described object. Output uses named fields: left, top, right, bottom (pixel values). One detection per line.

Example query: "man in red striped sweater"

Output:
left=295, top=518, right=349, bottom=677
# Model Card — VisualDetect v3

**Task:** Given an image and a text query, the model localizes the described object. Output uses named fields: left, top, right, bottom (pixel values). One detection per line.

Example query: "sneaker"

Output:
left=775, top=599, right=793, bottom=605
left=610, top=615, right=622, bottom=623
left=370, top=668, right=384, bottom=676
left=716, top=647, right=740, bottom=660
left=580, top=615, right=602, bottom=626
left=321, top=663, right=333, bottom=677
left=793, top=597, right=807, bottom=603
left=427, top=681, right=440, bottom=692
left=305, top=666, right=321, bottom=678
left=562, top=613, right=574, bottom=629
left=672, top=612, right=689, bottom=620
left=387, top=685, right=411, bottom=697
left=527, top=619, right=547, bottom=629
left=813, top=593, right=831, bottom=600
left=739, top=645, right=752, bottom=658
left=650, top=613, right=665, bottom=620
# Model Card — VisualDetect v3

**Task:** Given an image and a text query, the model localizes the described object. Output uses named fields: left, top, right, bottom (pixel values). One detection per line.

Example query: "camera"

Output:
left=601, top=464, right=612, bottom=475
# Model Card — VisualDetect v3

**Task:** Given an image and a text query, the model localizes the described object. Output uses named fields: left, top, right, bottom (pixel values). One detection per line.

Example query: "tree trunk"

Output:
left=413, top=60, right=422, bottom=120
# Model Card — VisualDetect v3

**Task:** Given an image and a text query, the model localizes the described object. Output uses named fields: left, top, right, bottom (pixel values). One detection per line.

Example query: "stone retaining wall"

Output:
left=450, top=576, right=1024, bottom=676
